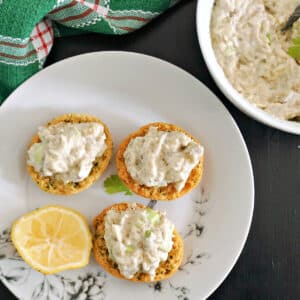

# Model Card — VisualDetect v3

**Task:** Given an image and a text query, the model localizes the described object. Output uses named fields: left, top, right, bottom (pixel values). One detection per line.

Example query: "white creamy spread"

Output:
left=124, top=127, right=204, bottom=191
left=104, top=204, right=174, bottom=280
left=211, top=0, right=300, bottom=120
left=27, top=122, right=107, bottom=183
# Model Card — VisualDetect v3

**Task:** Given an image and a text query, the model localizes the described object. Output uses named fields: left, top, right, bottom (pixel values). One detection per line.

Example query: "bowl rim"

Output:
left=196, top=0, right=300, bottom=135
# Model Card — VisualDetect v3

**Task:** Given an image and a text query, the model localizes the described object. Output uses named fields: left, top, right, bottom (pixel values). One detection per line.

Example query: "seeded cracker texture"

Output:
left=26, top=114, right=113, bottom=195
left=93, top=202, right=184, bottom=282
left=116, top=122, right=204, bottom=201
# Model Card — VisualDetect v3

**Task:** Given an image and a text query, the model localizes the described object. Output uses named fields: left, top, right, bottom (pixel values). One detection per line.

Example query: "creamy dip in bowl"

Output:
left=197, top=0, right=300, bottom=134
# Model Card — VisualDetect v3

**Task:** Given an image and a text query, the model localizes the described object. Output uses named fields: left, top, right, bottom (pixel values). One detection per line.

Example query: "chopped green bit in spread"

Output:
left=144, top=230, right=152, bottom=238
left=158, top=245, right=169, bottom=252
left=288, top=37, right=300, bottom=59
left=266, top=33, right=272, bottom=44
left=126, top=245, right=135, bottom=253
left=146, top=208, right=160, bottom=225
left=33, top=143, right=46, bottom=164
left=136, top=218, right=143, bottom=229
left=104, top=175, right=133, bottom=195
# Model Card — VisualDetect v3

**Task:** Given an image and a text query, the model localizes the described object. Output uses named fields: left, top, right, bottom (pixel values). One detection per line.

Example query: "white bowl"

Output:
left=196, top=0, right=300, bottom=135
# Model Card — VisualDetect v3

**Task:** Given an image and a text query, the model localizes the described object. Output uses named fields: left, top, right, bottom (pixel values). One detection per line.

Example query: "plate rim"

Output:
left=0, top=51, right=255, bottom=299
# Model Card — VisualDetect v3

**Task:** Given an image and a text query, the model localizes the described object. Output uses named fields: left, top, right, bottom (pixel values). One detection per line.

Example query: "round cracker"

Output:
left=27, top=113, right=113, bottom=195
left=93, top=202, right=184, bottom=282
left=116, top=122, right=204, bottom=201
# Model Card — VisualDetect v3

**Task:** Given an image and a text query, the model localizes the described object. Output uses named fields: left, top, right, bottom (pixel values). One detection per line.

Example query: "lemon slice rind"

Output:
left=11, top=205, right=92, bottom=274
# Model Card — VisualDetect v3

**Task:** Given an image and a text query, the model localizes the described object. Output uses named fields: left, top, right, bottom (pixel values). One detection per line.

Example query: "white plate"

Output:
left=196, top=0, right=300, bottom=135
left=0, top=52, right=254, bottom=300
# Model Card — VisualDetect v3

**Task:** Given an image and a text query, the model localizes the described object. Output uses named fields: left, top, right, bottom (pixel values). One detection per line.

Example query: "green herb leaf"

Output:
left=104, top=175, right=133, bottom=195
left=293, top=37, right=300, bottom=44
left=288, top=37, right=300, bottom=59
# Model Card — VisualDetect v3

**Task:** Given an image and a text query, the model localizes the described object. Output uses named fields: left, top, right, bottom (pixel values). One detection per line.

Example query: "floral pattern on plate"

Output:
left=0, top=187, right=209, bottom=300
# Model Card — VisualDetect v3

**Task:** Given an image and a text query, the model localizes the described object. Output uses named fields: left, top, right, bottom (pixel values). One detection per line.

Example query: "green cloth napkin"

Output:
left=0, top=0, right=179, bottom=104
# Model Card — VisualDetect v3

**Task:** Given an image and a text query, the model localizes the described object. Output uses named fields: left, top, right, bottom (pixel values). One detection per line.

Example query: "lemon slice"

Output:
left=11, top=205, right=92, bottom=274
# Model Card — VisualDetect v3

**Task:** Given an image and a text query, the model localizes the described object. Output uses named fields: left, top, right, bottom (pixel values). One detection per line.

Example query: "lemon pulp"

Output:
left=11, top=205, right=92, bottom=274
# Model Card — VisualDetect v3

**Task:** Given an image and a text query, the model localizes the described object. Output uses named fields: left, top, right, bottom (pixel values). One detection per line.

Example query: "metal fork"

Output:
left=147, top=200, right=157, bottom=209
left=282, top=5, right=300, bottom=32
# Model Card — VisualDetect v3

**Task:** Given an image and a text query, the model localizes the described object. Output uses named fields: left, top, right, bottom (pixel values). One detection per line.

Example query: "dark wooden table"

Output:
left=1, top=1, right=299, bottom=299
